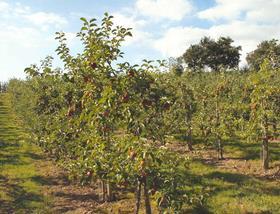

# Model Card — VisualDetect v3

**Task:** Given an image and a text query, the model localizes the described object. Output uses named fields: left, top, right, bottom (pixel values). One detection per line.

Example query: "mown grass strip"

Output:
left=0, top=93, right=52, bottom=213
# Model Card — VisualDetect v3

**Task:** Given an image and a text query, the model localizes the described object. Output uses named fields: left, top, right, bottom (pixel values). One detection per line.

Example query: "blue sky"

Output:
left=0, top=0, right=279, bottom=81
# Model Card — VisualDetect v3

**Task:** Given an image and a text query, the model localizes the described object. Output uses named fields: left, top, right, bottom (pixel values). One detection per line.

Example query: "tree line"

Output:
left=180, top=36, right=280, bottom=72
left=5, top=14, right=280, bottom=213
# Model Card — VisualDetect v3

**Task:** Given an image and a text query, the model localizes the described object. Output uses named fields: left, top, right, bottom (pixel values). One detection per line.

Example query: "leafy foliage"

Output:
left=246, top=39, right=280, bottom=70
left=182, top=36, right=241, bottom=71
left=8, top=14, right=189, bottom=213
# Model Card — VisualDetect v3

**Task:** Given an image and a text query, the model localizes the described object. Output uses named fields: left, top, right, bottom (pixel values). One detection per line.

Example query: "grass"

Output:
left=184, top=161, right=280, bottom=213
left=177, top=137, right=280, bottom=213
left=0, top=93, right=52, bottom=213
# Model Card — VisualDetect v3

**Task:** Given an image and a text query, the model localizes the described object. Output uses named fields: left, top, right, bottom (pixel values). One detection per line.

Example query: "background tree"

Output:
left=182, top=36, right=241, bottom=71
left=246, top=39, right=280, bottom=70
left=182, top=44, right=205, bottom=70
left=168, top=57, right=184, bottom=75
left=0, top=82, right=7, bottom=93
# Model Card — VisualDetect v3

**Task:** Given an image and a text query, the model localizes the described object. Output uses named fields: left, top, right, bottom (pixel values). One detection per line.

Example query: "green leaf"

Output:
left=80, top=17, right=88, bottom=23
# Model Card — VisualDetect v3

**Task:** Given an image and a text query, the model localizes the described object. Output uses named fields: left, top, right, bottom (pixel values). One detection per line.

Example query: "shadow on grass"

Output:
left=174, top=135, right=212, bottom=147
left=0, top=154, right=24, bottom=165
left=0, top=139, right=43, bottom=163
left=0, top=141, right=24, bottom=165
left=227, top=141, right=280, bottom=161
left=31, top=175, right=65, bottom=186
left=180, top=161, right=280, bottom=213
left=0, top=95, right=50, bottom=212
left=205, top=171, right=250, bottom=184
left=22, top=152, right=43, bottom=160
left=0, top=178, right=45, bottom=213
left=192, top=204, right=213, bottom=214
left=0, top=140, right=20, bottom=148
left=30, top=174, right=101, bottom=213
left=226, top=141, right=260, bottom=160
left=54, top=191, right=99, bottom=202
left=189, top=137, right=280, bottom=162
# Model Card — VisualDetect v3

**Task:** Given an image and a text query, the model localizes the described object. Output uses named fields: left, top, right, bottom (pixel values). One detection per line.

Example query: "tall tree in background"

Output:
left=246, top=39, right=280, bottom=70
left=182, top=36, right=241, bottom=71
left=182, top=44, right=205, bottom=70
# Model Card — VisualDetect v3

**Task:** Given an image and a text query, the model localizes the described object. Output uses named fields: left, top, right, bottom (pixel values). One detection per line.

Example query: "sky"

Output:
left=0, top=0, right=280, bottom=81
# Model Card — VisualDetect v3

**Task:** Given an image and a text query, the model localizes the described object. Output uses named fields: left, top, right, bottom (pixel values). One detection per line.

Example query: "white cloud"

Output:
left=154, top=26, right=207, bottom=57
left=154, top=1, right=280, bottom=66
left=0, top=1, right=68, bottom=81
left=112, top=12, right=153, bottom=46
left=209, top=21, right=280, bottom=64
left=154, top=21, right=280, bottom=65
left=198, top=0, right=249, bottom=21
left=1, top=0, right=279, bottom=81
left=24, top=12, right=67, bottom=29
left=0, top=25, right=49, bottom=48
left=198, top=0, right=280, bottom=23
left=0, top=1, right=67, bottom=29
left=136, top=0, right=192, bottom=21
left=0, top=0, right=9, bottom=12
left=113, top=12, right=147, bottom=29
left=0, top=23, right=57, bottom=80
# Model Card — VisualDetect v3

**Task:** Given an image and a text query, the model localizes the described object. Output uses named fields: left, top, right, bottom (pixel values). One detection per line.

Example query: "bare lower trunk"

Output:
left=272, top=123, right=277, bottom=138
left=187, top=128, right=193, bottom=151
left=98, top=180, right=106, bottom=202
left=262, top=138, right=269, bottom=171
left=143, top=176, right=152, bottom=214
left=262, top=114, right=269, bottom=171
left=134, top=180, right=142, bottom=214
left=215, top=99, right=223, bottom=160
left=106, top=183, right=113, bottom=201
left=217, top=137, right=223, bottom=160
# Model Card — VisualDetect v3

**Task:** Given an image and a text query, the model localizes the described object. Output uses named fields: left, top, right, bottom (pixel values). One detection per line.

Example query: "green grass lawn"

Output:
left=178, top=138, right=280, bottom=213
left=0, top=93, right=52, bottom=213
left=185, top=161, right=280, bottom=213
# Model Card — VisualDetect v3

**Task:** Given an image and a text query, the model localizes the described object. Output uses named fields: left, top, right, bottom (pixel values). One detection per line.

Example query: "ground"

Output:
left=0, top=93, right=280, bottom=213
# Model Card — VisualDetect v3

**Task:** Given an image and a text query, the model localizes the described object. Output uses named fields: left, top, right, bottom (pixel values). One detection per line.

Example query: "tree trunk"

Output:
left=98, top=180, right=106, bottom=202
left=262, top=138, right=269, bottom=170
left=262, top=114, right=269, bottom=171
left=143, top=176, right=152, bottom=214
left=215, top=98, right=223, bottom=160
left=106, top=182, right=112, bottom=201
left=217, top=137, right=223, bottom=160
left=134, top=179, right=142, bottom=214
left=187, top=127, right=193, bottom=151
left=272, top=120, right=277, bottom=139
left=185, top=112, right=193, bottom=151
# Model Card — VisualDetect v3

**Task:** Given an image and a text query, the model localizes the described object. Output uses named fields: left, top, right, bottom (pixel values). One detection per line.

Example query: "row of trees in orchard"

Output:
left=161, top=64, right=279, bottom=167
left=7, top=15, right=190, bottom=213
left=6, top=14, right=280, bottom=213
